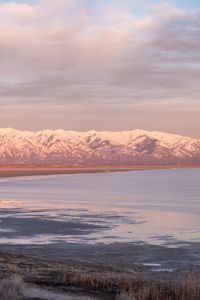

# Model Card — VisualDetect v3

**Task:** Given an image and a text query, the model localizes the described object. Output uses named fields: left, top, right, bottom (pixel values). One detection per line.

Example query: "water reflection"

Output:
left=0, top=169, right=199, bottom=246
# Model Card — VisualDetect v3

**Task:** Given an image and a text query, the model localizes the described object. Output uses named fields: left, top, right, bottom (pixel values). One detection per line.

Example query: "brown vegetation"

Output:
left=0, top=252, right=200, bottom=299
left=116, top=275, right=200, bottom=300
left=0, top=275, right=24, bottom=300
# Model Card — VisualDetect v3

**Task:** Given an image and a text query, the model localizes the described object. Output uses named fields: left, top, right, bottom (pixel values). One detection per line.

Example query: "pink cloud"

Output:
left=0, top=1, right=199, bottom=136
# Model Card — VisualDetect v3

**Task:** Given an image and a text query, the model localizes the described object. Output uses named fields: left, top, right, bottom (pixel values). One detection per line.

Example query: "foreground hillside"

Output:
left=0, top=128, right=200, bottom=165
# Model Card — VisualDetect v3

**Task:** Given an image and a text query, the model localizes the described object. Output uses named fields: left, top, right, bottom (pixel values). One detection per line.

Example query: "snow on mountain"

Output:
left=0, top=128, right=200, bottom=166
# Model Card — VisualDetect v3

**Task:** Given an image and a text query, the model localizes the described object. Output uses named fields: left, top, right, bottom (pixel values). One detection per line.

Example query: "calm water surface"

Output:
left=0, top=168, right=199, bottom=246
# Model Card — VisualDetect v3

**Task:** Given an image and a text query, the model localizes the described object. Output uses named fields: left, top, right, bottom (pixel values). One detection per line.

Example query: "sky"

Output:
left=0, top=0, right=200, bottom=137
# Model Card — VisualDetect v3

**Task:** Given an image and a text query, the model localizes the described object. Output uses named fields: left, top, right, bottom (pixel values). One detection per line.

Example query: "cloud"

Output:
left=0, top=0, right=199, bottom=135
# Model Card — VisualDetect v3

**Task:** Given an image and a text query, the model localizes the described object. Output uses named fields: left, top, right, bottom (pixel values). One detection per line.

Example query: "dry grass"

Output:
left=0, top=275, right=25, bottom=300
left=116, top=274, right=200, bottom=300
left=7, top=264, right=18, bottom=275
left=116, top=290, right=136, bottom=300
left=1, top=252, right=200, bottom=300
left=55, top=266, right=200, bottom=300
left=56, top=266, right=135, bottom=292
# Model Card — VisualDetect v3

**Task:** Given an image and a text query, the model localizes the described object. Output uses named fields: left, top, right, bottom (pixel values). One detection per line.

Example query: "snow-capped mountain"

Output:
left=0, top=128, right=200, bottom=166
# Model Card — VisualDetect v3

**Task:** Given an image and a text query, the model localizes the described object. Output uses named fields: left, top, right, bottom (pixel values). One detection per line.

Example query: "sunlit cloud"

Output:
left=0, top=0, right=199, bottom=137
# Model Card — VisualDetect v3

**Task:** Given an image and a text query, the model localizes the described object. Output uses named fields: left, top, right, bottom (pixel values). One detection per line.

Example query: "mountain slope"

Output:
left=0, top=128, right=200, bottom=166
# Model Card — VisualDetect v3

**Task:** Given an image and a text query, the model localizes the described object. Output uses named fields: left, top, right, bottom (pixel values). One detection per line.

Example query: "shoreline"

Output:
left=0, top=165, right=200, bottom=169
left=0, top=168, right=139, bottom=178
left=0, top=165, right=199, bottom=178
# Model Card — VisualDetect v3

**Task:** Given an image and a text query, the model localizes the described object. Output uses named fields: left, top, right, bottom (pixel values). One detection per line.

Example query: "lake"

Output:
left=0, top=168, right=200, bottom=269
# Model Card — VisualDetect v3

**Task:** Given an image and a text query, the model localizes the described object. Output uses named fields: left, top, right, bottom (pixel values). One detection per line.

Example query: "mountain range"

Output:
left=0, top=128, right=200, bottom=166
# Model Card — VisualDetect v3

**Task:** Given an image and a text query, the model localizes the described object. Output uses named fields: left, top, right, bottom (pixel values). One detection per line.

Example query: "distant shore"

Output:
left=0, top=165, right=200, bottom=169
left=0, top=168, right=134, bottom=178
left=0, top=165, right=199, bottom=178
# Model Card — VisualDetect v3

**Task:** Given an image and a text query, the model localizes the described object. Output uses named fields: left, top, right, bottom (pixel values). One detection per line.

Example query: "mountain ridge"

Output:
left=0, top=128, right=199, bottom=166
